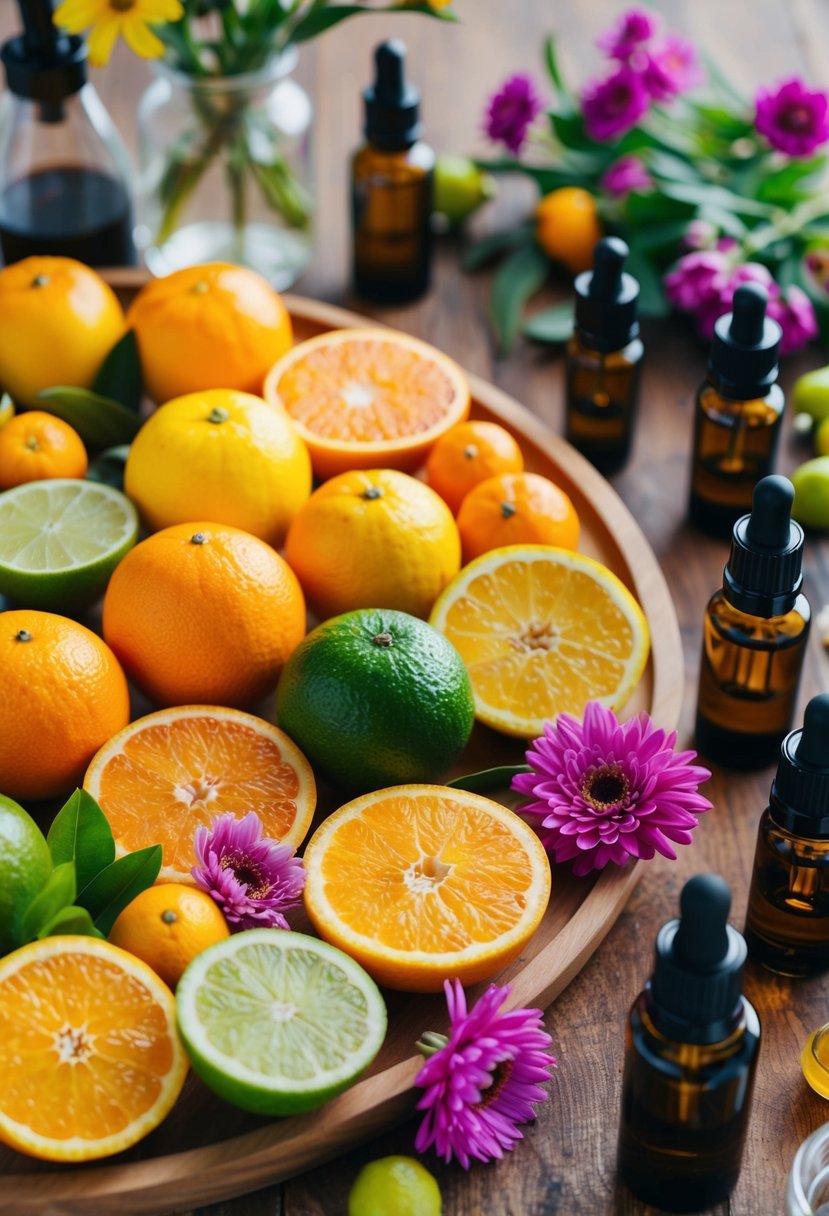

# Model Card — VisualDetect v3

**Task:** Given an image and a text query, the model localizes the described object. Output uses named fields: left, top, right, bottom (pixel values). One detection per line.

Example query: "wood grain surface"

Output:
left=2, top=1, right=829, bottom=1213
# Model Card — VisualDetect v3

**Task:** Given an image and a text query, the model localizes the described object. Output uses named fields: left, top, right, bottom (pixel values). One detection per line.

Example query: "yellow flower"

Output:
left=54, top=0, right=183, bottom=67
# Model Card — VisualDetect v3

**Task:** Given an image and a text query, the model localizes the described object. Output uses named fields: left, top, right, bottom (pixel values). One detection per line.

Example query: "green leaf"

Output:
left=474, top=158, right=594, bottom=193
left=544, top=34, right=564, bottom=92
left=92, top=330, right=143, bottom=414
left=86, top=444, right=131, bottom=491
left=20, top=863, right=77, bottom=944
left=523, top=302, right=574, bottom=344
left=461, top=223, right=534, bottom=271
left=77, top=846, right=163, bottom=937
left=624, top=191, right=697, bottom=225
left=659, top=180, right=774, bottom=219
left=623, top=220, right=691, bottom=254
left=550, top=109, right=594, bottom=152
left=756, top=157, right=826, bottom=205
left=448, top=764, right=531, bottom=793
left=47, top=789, right=116, bottom=893
left=490, top=243, right=550, bottom=355
left=625, top=248, right=669, bottom=318
left=290, top=3, right=455, bottom=42
left=37, top=387, right=142, bottom=450
left=37, top=905, right=102, bottom=939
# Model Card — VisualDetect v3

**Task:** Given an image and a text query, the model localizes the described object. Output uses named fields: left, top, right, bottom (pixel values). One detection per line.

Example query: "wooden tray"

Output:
left=1, top=274, right=684, bottom=1215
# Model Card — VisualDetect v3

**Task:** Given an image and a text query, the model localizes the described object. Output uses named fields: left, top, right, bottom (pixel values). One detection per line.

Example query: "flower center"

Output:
left=404, top=854, right=451, bottom=894
left=510, top=620, right=558, bottom=653
left=473, top=1058, right=514, bottom=1110
left=53, top=1023, right=94, bottom=1065
left=783, top=104, right=814, bottom=133
left=220, top=851, right=272, bottom=899
left=581, top=762, right=630, bottom=813
left=109, top=0, right=135, bottom=10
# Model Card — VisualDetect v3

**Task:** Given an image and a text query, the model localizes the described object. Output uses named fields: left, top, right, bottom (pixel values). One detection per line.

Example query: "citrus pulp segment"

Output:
left=175, top=929, right=387, bottom=1115
left=0, top=936, right=187, bottom=1161
left=303, top=785, right=552, bottom=992
left=429, top=544, right=650, bottom=737
left=263, top=327, right=471, bottom=479
left=0, top=479, right=138, bottom=609
left=84, top=706, right=316, bottom=881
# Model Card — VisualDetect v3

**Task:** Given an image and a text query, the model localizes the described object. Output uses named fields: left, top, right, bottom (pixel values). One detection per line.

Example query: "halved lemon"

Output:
left=303, top=784, right=551, bottom=992
left=263, top=327, right=470, bottom=479
left=429, top=544, right=650, bottom=737
left=85, top=706, right=316, bottom=881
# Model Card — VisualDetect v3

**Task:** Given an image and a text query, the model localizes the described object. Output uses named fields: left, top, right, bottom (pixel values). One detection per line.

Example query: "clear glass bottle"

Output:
left=0, top=0, right=134, bottom=266
left=787, top=1123, right=829, bottom=1216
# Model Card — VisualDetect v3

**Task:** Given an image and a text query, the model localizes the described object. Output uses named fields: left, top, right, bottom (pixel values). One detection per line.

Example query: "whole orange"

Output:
left=457, top=471, right=581, bottom=563
left=0, top=257, right=124, bottom=409
left=127, top=263, right=293, bottom=404
left=535, top=187, right=602, bottom=275
left=426, top=420, right=524, bottom=514
left=103, top=522, right=306, bottom=708
left=0, top=411, right=87, bottom=490
left=0, top=609, right=130, bottom=801
left=285, top=469, right=461, bottom=621
left=109, top=883, right=230, bottom=989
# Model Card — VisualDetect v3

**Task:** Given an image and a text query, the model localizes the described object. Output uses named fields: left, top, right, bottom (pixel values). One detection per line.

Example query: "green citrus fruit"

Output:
left=349, top=1157, right=442, bottom=1216
left=276, top=608, right=475, bottom=793
left=792, top=365, right=829, bottom=427
left=176, top=929, right=387, bottom=1116
left=434, top=154, right=496, bottom=225
left=792, top=456, right=829, bottom=531
left=0, top=794, right=52, bottom=954
left=815, top=416, right=829, bottom=457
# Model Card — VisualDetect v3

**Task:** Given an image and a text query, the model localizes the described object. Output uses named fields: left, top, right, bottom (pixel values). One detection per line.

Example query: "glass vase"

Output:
left=136, top=51, right=313, bottom=289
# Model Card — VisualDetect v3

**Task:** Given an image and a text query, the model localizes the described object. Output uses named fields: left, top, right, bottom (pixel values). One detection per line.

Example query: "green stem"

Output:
left=416, top=1031, right=449, bottom=1059
left=447, top=764, right=531, bottom=793
left=743, top=191, right=829, bottom=257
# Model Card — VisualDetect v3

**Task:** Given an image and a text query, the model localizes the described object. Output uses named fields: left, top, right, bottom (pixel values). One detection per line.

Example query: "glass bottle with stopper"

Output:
left=695, top=474, right=810, bottom=769
left=0, top=0, right=134, bottom=266
left=745, top=694, right=829, bottom=977
left=688, top=282, right=784, bottom=536
left=565, top=235, right=643, bottom=476
left=617, top=874, right=761, bottom=1213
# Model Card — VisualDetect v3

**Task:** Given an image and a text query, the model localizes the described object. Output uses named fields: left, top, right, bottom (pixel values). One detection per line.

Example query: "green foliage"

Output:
left=86, top=445, right=131, bottom=491
left=47, top=789, right=115, bottom=892
left=76, top=847, right=163, bottom=937
left=490, top=244, right=550, bottom=355
left=92, top=331, right=143, bottom=414
left=37, top=387, right=142, bottom=450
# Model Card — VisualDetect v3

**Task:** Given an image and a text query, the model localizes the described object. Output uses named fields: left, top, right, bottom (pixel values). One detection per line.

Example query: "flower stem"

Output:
left=447, top=764, right=531, bottom=793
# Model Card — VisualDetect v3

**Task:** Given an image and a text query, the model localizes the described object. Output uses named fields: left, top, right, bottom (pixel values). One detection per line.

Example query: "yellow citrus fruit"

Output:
left=109, top=883, right=230, bottom=989
left=535, top=187, right=602, bottom=275
left=429, top=544, right=650, bottom=737
left=126, top=262, right=293, bottom=405
left=0, top=936, right=187, bottom=1161
left=263, top=327, right=471, bottom=480
left=125, top=389, right=311, bottom=547
left=285, top=468, right=461, bottom=620
left=0, top=410, right=87, bottom=490
left=457, top=471, right=580, bottom=563
left=0, top=257, right=124, bottom=409
left=425, top=419, right=524, bottom=514
left=102, top=522, right=306, bottom=708
left=303, top=784, right=551, bottom=992
left=85, top=705, right=316, bottom=881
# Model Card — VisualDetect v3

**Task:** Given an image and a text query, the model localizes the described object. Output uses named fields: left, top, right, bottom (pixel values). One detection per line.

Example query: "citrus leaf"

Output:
left=78, top=846, right=163, bottom=936
left=461, top=223, right=534, bottom=271
left=38, top=387, right=142, bottom=449
left=523, top=303, right=574, bottom=344
left=20, top=862, right=77, bottom=944
left=47, top=789, right=115, bottom=891
left=290, top=3, right=455, bottom=42
left=86, top=444, right=131, bottom=491
left=37, top=905, right=102, bottom=939
left=448, top=764, right=531, bottom=792
left=490, top=242, right=550, bottom=355
left=92, top=330, right=143, bottom=413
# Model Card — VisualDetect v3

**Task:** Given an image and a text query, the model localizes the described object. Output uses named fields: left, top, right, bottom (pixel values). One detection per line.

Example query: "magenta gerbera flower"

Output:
left=643, top=34, right=704, bottom=101
left=511, top=702, right=712, bottom=876
left=192, top=811, right=305, bottom=930
left=755, top=78, right=829, bottom=158
left=483, top=73, right=544, bottom=154
left=414, top=979, right=556, bottom=1169
left=596, top=8, right=658, bottom=61
left=582, top=65, right=650, bottom=142
left=600, top=154, right=652, bottom=198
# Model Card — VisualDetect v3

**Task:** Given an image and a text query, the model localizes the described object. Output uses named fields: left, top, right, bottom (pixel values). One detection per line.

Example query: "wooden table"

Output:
left=4, top=1, right=829, bottom=1212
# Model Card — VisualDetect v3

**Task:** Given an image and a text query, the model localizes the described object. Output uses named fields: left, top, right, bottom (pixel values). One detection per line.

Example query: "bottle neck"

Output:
left=642, top=985, right=748, bottom=1051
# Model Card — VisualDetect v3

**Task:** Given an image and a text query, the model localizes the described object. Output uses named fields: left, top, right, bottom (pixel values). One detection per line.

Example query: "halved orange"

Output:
left=0, top=936, right=187, bottom=1161
left=429, top=544, right=650, bottom=738
left=263, top=327, right=471, bottom=479
left=85, top=706, right=316, bottom=881
left=303, top=784, right=551, bottom=992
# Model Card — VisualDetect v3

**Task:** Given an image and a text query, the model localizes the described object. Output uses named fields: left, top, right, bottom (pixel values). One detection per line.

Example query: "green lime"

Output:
left=349, top=1157, right=442, bottom=1216
left=0, top=478, right=138, bottom=609
left=792, top=456, right=829, bottom=531
left=276, top=609, right=475, bottom=793
left=792, top=365, right=829, bottom=427
left=434, top=154, right=496, bottom=225
left=175, top=929, right=387, bottom=1116
left=816, top=417, right=829, bottom=457
left=0, top=794, right=52, bottom=955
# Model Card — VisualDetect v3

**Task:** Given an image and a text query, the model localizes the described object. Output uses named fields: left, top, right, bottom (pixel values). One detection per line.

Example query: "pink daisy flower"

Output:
left=755, top=78, right=829, bottom=158
left=192, top=811, right=305, bottom=930
left=596, top=8, right=658, bottom=61
left=414, top=979, right=556, bottom=1168
left=582, top=65, right=650, bottom=142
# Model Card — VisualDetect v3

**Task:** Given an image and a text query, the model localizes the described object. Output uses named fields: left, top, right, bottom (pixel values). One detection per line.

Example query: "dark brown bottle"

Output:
left=565, top=236, right=643, bottom=475
left=618, top=875, right=761, bottom=1213
left=0, top=165, right=133, bottom=266
left=745, top=696, right=829, bottom=976
left=689, top=283, right=784, bottom=536
left=351, top=41, right=434, bottom=303
left=695, top=475, right=810, bottom=769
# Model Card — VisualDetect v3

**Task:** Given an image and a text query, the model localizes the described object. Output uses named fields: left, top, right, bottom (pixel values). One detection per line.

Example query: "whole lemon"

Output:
left=0, top=794, right=52, bottom=955
left=349, top=1156, right=442, bottom=1216
left=125, top=390, right=312, bottom=547
left=535, top=187, right=602, bottom=274
left=0, top=257, right=124, bottom=409
left=793, top=365, right=829, bottom=427
left=816, top=416, right=829, bottom=456
left=792, top=456, right=829, bottom=530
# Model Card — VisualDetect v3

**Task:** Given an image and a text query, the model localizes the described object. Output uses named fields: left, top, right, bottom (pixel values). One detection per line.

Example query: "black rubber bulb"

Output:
left=796, top=694, right=829, bottom=769
left=374, top=40, right=406, bottom=102
left=729, top=282, right=769, bottom=347
left=746, top=474, right=794, bottom=550
left=589, top=236, right=628, bottom=300
left=673, top=874, right=731, bottom=969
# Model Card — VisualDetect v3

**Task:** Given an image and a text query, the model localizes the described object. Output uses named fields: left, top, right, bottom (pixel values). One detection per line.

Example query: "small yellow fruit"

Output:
left=109, top=883, right=230, bottom=989
left=349, top=1156, right=442, bottom=1216
left=535, top=187, right=602, bottom=275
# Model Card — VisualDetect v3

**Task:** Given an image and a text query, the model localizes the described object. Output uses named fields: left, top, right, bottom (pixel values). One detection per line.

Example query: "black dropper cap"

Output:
left=771, top=695, right=829, bottom=835
left=573, top=237, right=640, bottom=353
left=708, top=283, right=781, bottom=399
left=723, top=475, right=805, bottom=617
left=363, top=40, right=422, bottom=152
left=649, top=875, right=747, bottom=1045
left=1, top=0, right=86, bottom=117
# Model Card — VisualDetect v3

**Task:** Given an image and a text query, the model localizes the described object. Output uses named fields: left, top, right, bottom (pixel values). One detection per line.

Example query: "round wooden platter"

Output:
left=0, top=271, right=684, bottom=1215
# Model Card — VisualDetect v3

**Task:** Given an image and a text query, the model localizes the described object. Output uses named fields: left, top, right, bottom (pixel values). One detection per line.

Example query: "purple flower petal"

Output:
left=756, top=78, right=829, bottom=158
left=483, top=73, right=544, bottom=154
left=582, top=65, right=650, bottom=142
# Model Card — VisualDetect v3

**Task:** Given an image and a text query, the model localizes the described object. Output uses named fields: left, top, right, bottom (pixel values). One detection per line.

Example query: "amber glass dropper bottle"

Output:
left=565, top=236, right=643, bottom=475
left=351, top=40, right=434, bottom=303
left=618, top=875, right=761, bottom=1213
left=688, top=282, right=784, bottom=536
left=695, top=474, right=810, bottom=770
left=744, top=695, right=829, bottom=977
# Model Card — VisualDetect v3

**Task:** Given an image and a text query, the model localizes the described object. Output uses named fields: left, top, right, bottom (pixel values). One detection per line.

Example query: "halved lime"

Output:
left=0, top=479, right=138, bottom=609
left=175, top=929, right=388, bottom=1116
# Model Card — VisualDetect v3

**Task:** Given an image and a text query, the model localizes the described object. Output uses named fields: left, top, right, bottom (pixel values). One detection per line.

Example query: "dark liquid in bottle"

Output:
left=0, top=166, right=135, bottom=266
